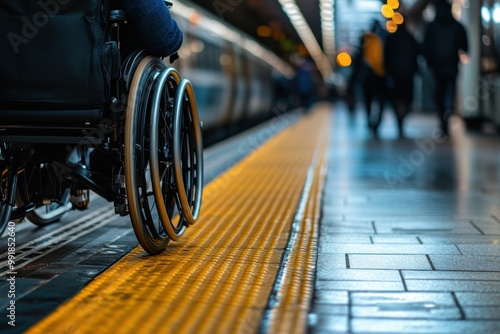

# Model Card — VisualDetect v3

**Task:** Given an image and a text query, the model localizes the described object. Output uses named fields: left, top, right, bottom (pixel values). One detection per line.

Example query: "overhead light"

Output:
left=320, top=0, right=336, bottom=61
left=278, top=0, right=334, bottom=81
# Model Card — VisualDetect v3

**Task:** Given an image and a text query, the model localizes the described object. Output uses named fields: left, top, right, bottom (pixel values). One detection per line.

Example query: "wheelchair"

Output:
left=0, top=0, right=203, bottom=254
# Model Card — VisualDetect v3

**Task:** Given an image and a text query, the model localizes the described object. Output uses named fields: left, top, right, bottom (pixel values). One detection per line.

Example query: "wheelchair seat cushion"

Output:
left=0, top=0, right=107, bottom=108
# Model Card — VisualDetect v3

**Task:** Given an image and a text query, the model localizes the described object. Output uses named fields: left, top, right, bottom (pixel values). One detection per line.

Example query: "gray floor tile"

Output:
left=471, top=218, right=500, bottom=235
left=348, top=254, right=432, bottom=270
left=457, top=244, right=500, bottom=256
left=319, top=244, right=460, bottom=255
left=312, top=109, right=500, bottom=333
left=375, top=222, right=480, bottom=235
left=369, top=217, right=473, bottom=224
left=351, top=305, right=461, bottom=320
left=463, top=306, right=500, bottom=320
left=430, top=254, right=500, bottom=271
left=317, top=269, right=401, bottom=281
left=310, top=314, right=349, bottom=333
left=402, top=270, right=500, bottom=281
left=454, top=292, right=500, bottom=306
left=350, top=292, right=461, bottom=320
left=321, top=218, right=372, bottom=225
left=312, top=304, right=349, bottom=315
left=351, top=292, right=456, bottom=305
left=322, top=225, right=375, bottom=234
left=371, top=236, right=421, bottom=244
left=319, top=235, right=372, bottom=244
left=317, top=254, right=348, bottom=269
left=419, top=235, right=500, bottom=244
left=316, top=280, right=404, bottom=291
left=314, top=290, right=349, bottom=305
left=351, top=319, right=500, bottom=333
left=405, top=279, right=500, bottom=292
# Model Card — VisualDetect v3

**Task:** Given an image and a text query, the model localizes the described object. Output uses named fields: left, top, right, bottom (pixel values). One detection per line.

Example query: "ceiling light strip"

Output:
left=278, top=0, right=334, bottom=81
left=320, top=0, right=336, bottom=59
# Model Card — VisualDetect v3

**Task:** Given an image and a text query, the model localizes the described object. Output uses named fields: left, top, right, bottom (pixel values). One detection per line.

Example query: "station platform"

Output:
left=3, top=102, right=500, bottom=333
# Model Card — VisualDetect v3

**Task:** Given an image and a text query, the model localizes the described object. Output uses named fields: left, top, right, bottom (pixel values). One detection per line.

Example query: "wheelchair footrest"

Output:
left=71, top=166, right=114, bottom=202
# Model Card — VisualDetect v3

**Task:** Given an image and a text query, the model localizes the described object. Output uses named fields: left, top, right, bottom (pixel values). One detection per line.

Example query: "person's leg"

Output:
left=397, top=81, right=414, bottom=139
left=443, top=76, right=457, bottom=122
left=362, top=81, right=374, bottom=127
left=434, top=75, right=448, bottom=135
left=371, top=94, right=383, bottom=134
left=371, top=76, right=387, bottom=134
left=393, top=99, right=405, bottom=138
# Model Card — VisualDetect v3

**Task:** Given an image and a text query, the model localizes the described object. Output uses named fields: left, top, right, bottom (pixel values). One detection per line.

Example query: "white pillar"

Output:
left=458, top=0, right=482, bottom=125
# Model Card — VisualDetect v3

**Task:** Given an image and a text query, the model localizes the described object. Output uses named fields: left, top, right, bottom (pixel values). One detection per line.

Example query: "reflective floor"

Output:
left=311, top=104, right=500, bottom=333
left=2, top=103, right=500, bottom=334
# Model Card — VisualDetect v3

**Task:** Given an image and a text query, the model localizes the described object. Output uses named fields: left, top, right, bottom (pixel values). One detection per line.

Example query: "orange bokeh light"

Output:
left=189, top=12, right=201, bottom=25
left=386, top=20, right=398, bottom=33
left=336, top=52, right=352, bottom=67
left=387, top=0, right=400, bottom=9
left=393, top=12, right=404, bottom=25
left=381, top=4, right=395, bottom=18
left=257, top=25, right=272, bottom=38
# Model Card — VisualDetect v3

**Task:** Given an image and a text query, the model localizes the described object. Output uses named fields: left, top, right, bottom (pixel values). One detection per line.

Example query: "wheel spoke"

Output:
left=16, top=161, right=72, bottom=226
left=125, top=55, right=171, bottom=255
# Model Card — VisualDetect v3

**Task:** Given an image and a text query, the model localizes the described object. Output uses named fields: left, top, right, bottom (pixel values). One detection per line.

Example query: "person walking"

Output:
left=347, top=20, right=389, bottom=137
left=423, top=0, right=468, bottom=136
left=384, top=21, right=420, bottom=138
left=360, top=20, right=388, bottom=137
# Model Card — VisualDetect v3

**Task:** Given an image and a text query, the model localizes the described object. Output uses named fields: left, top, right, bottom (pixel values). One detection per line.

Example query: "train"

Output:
left=169, top=1, right=295, bottom=143
left=477, top=0, right=500, bottom=130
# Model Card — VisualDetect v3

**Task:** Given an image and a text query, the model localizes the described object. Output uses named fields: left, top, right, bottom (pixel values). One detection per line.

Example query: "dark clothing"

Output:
left=434, top=75, right=457, bottom=118
left=362, top=72, right=387, bottom=131
left=423, top=1, right=468, bottom=134
left=119, top=0, right=183, bottom=57
left=423, top=4, right=468, bottom=77
left=384, top=27, right=419, bottom=102
left=89, top=0, right=183, bottom=173
left=384, top=25, right=420, bottom=137
left=348, top=24, right=388, bottom=134
left=294, top=62, right=316, bottom=110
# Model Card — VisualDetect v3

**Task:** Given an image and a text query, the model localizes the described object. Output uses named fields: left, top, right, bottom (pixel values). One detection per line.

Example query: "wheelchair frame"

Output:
left=0, top=4, right=203, bottom=254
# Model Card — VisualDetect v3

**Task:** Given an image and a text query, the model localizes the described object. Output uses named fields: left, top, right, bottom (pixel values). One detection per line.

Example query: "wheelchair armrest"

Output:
left=169, top=52, right=179, bottom=64
left=110, top=10, right=127, bottom=23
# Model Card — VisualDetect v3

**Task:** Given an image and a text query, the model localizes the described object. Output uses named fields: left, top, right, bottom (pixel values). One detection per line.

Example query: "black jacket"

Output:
left=384, top=25, right=420, bottom=81
left=423, top=2, right=468, bottom=77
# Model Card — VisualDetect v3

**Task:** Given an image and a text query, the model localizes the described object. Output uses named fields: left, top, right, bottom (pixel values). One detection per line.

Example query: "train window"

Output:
left=191, top=40, right=222, bottom=71
left=481, top=1, right=500, bottom=73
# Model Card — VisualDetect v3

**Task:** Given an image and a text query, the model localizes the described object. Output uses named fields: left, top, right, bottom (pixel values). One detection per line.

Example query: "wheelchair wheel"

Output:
left=125, top=55, right=170, bottom=254
left=15, top=163, right=72, bottom=226
left=0, top=164, right=17, bottom=236
left=0, top=170, right=11, bottom=235
left=149, top=67, right=188, bottom=240
left=172, top=79, right=203, bottom=226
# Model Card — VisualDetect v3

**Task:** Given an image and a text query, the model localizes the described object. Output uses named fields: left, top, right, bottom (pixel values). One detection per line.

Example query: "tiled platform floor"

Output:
left=310, top=104, right=500, bottom=333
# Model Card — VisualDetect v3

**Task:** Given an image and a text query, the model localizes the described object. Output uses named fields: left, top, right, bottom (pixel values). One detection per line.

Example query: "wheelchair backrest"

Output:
left=0, top=0, right=109, bottom=109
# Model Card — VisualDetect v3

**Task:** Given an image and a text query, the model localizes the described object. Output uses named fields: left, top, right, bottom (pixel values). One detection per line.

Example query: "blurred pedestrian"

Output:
left=358, top=20, right=388, bottom=137
left=294, top=59, right=316, bottom=112
left=384, top=21, right=420, bottom=138
left=423, top=0, right=468, bottom=136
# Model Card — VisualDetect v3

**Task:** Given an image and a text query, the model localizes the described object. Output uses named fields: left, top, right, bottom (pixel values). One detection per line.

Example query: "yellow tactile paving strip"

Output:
left=264, top=131, right=328, bottom=334
left=27, top=104, right=331, bottom=334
